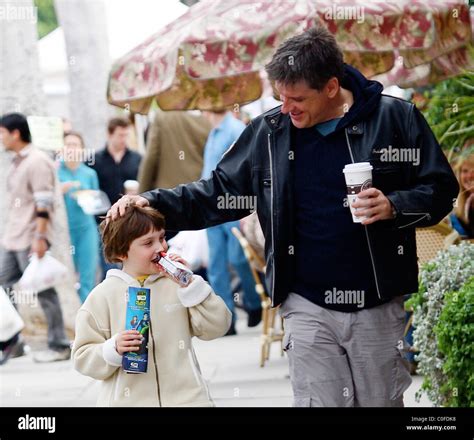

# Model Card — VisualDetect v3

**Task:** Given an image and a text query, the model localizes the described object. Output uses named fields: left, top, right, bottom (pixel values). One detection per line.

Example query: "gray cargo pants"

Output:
left=280, top=292, right=412, bottom=407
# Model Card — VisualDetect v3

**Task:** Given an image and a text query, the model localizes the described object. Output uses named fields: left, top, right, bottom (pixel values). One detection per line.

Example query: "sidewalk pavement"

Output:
left=0, top=310, right=431, bottom=407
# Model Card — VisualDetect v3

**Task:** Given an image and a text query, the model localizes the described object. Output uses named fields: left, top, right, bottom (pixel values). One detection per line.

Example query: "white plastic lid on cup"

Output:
left=124, top=180, right=139, bottom=191
left=343, top=162, right=373, bottom=174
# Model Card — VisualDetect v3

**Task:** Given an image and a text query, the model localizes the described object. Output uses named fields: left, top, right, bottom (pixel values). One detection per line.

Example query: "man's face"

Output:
left=108, top=126, right=129, bottom=150
left=276, top=79, right=337, bottom=128
left=122, top=228, right=168, bottom=276
left=0, top=127, right=17, bottom=150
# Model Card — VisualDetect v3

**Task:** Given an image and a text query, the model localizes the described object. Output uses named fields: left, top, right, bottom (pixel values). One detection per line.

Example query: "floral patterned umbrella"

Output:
left=107, top=0, right=473, bottom=112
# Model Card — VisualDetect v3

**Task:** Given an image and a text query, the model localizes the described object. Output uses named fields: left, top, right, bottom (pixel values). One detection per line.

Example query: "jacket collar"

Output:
left=264, top=106, right=287, bottom=132
left=106, top=269, right=164, bottom=287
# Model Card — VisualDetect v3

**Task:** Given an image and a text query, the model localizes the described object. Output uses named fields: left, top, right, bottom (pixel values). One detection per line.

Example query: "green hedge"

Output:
left=435, top=277, right=474, bottom=407
left=406, top=242, right=474, bottom=406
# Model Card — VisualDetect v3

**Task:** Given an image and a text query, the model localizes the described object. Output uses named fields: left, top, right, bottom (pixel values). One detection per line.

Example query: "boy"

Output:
left=72, top=205, right=231, bottom=406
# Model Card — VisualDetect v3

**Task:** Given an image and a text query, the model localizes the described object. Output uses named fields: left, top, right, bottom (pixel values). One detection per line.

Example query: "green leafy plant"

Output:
left=435, top=277, right=474, bottom=407
left=35, top=0, right=58, bottom=39
left=408, top=242, right=474, bottom=406
left=421, top=67, right=474, bottom=163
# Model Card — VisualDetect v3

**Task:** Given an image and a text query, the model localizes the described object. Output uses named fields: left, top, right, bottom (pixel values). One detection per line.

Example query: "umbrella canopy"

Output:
left=107, top=0, right=473, bottom=112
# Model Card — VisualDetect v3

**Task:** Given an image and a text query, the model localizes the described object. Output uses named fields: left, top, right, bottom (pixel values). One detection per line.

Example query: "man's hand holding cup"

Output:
left=352, top=187, right=395, bottom=225
left=343, top=162, right=395, bottom=225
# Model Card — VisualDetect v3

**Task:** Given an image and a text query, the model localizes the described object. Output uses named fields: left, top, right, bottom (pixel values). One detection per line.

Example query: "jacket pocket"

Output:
left=390, top=355, right=412, bottom=401
left=251, top=167, right=271, bottom=188
left=372, top=165, right=405, bottom=195
left=282, top=330, right=293, bottom=352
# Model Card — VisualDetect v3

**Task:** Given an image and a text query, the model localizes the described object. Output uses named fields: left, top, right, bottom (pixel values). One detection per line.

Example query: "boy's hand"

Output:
left=115, top=330, right=143, bottom=355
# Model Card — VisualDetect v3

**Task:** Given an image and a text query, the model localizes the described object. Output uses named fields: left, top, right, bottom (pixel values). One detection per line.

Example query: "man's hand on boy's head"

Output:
left=115, top=330, right=144, bottom=355
left=107, top=195, right=149, bottom=223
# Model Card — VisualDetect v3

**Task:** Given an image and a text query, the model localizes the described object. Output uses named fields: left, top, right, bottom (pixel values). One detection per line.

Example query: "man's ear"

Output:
left=326, top=77, right=339, bottom=99
left=12, top=128, right=21, bottom=141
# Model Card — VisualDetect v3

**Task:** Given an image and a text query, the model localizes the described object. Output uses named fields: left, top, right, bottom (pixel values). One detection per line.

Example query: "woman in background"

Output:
left=58, top=132, right=100, bottom=302
left=450, top=152, right=474, bottom=239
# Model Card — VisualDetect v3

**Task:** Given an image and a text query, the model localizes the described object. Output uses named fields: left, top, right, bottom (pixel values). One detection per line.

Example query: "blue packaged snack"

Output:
left=122, top=286, right=150, bottom=374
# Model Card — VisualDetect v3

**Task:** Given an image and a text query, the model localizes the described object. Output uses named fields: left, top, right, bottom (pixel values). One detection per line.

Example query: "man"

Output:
left=108, top=27, right=459, bottom=406
left=200, top=110, right=261, bottom=335
left=138, top=109, right=211, bottom=191
left=92, top=117, right=142, bottom=206
left=91, top=117, right=141, bottom=278
left=0, top=113, right=71, bottom=363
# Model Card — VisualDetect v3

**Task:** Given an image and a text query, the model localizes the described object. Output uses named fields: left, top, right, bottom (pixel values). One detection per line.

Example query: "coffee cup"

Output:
left=124, top=179, right=139, bottom=195
left=343, top=162, right=373, bottom=223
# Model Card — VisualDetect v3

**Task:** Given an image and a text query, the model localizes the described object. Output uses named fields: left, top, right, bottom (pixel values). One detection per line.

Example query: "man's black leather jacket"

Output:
left=142, top=97, right=459, bottom=306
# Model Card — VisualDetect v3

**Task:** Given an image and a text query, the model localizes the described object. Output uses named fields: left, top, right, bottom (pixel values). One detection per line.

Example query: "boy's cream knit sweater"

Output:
left=72, top=270, right=231, bottom=407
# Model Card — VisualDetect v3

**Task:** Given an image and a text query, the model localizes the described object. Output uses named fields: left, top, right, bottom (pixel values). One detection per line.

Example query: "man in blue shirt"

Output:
left=202, top=111, right=261, bottom=335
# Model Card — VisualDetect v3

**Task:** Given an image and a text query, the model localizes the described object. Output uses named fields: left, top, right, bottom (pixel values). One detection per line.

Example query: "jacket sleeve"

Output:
left=138, top=114, right=161, bottom=193
left=72, top=308, right=122, bottom=381
left=140, top=122, right=256, bottom=231
left=177, top=275, right=232, bottom=340
left=386, top=106, right=459, bottom=229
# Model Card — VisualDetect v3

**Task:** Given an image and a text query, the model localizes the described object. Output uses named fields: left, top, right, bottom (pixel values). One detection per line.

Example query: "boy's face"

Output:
left=121, top=228, right=168, bottom=276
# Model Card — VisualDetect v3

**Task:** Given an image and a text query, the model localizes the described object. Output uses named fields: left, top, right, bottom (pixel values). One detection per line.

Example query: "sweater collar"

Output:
left=106, top=269, right=164, bottom=287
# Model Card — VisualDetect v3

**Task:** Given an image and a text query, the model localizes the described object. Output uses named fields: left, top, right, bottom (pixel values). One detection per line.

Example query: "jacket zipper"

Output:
left=148, top=320, right=162, bottom=406
left=344, top=129, right=382, bottom=300
left=397, top=212, right=430, bottom=229
left=267, top=133, right=276, bottom=307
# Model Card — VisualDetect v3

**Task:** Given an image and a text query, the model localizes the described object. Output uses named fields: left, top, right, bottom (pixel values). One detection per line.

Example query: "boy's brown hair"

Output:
left=100, top=205, right=165, bottom=263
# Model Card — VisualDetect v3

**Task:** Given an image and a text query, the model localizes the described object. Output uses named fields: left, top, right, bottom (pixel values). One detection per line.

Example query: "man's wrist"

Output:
left=34, top=232, right=48, bottom=240
left=390, top=203, right=397, bottom=219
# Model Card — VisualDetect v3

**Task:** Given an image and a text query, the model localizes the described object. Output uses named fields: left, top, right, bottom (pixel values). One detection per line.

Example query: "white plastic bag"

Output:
left=0, top=286, right=24, bottom=342
left=18, top=253, right=69, bottom=292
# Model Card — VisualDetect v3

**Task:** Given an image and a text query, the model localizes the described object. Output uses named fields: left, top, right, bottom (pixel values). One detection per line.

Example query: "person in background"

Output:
left=90, top=117, right=142, bottom=278
left=138, top=109, right=211, bottom=192
left=450, top=151, right=474, bottom=238
left=62, top=117, right=73, bottom=134
left=240, top=212, right=265, bottom=265
left=0, top=113, right=71, bottom=362
left=58, top=131, right=100, bottom=303
left=235, top=110, right=251, bottom=126
left=201, top=110, right=262, bottom=336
